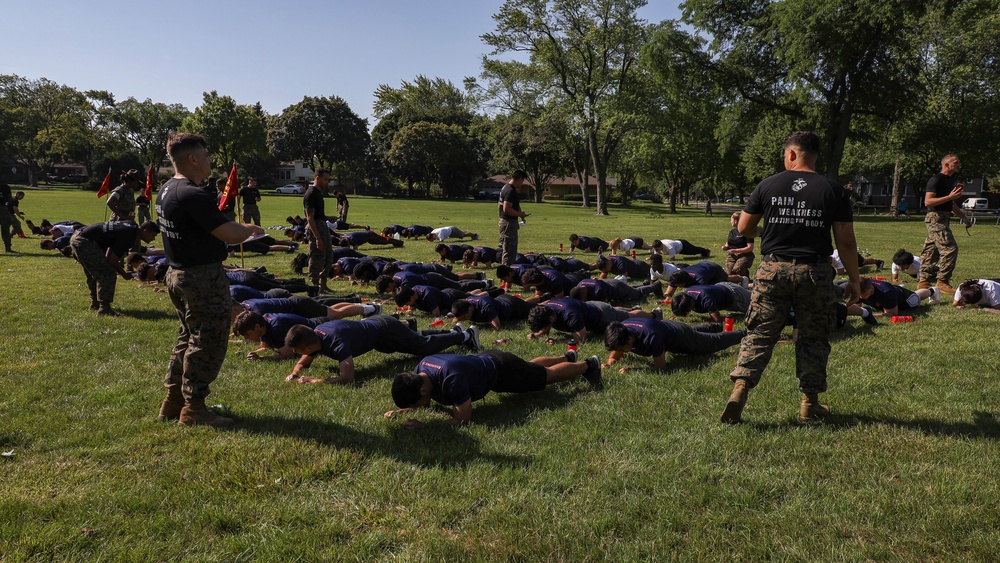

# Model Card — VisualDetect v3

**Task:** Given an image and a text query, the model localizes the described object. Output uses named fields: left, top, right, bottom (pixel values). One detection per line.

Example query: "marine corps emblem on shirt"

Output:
left=791, top=178, right=807, bottom=192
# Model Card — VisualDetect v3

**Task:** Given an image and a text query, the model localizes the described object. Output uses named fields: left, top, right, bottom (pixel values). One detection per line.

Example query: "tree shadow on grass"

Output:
left=116, top=308, right=177, bottom=321
left=473, top=384, right=594, bottom=430
left=236, top=413, right=532, bottom=469
left=748, top=410, right=1000, bottom=439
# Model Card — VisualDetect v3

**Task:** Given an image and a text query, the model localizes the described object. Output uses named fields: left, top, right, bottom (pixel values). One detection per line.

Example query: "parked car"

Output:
left=275, top=184, right=305, bottom=194
left=961, top=197, right=989, bottom=210
left=60, top=174, right=88, bottom=183
left=635, top=193, right=653, bottom=200
left=476, top=188, right=502, bottom=200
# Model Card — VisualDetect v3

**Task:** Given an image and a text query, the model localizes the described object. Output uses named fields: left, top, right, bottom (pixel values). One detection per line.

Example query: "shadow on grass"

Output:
left=749, top=410, right=1000, bottom=439
left=236, top=413, right=533, bottom=469
left=473, top=384, right=594, bottom=429
left=115, top=308, right=178, bottom=321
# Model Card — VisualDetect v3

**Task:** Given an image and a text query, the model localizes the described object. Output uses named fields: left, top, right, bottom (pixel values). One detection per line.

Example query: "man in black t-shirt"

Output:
left=240, top=177, right=262, bottom=225
left=918, top=154, right=971, bottom=294
left=69, top=220, right=159, bottom=315
left=335, top=189, right=349, bottom=222
left=0, top=183, right=15, bottom=252
left=722, top=131, right=860, bottom=424
left=498, top=170, right=529, bottom=265
left=155, top=133, right=265, bottom=428
left=303, top=169, right=333, bottom=291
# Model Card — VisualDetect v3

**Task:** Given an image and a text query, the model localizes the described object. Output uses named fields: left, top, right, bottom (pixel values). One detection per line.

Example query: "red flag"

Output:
left=96, top=168, right=112, bottom=198
left=218, top=163, right=238, bottom=211
left=144, top=164, right=155, bottom=201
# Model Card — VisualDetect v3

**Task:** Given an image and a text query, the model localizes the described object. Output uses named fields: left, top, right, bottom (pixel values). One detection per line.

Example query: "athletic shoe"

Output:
left=363, top=303, right=382, bottom=318
left=583, top=355, right=603, bottom=388
left=702, top=249, right=712, bottom=257
left=471, top=234, right=479, bottom=240
left=565, top=349, right=578, bottom=363
left=484, top=279, right=494, bottom=288
left=465, top=325, right=482, bottom=351
left=930, top=286, right=941, bottom=304
left=652, top=307, right=663, bottom=321
left=652, top=280, right=664, bottom=298
left=861, top=306, right=879, bottom=325
left=452, top=323, right=466, bottom=333
left=476, top=271, right=485, bottom=280
left=405, top=318, right=418, bottom=331
left=741, top=276, right=750, bottom=289
left=875, top=259, right=885, bottom=272
left=615, top=274, right=628, bottom=282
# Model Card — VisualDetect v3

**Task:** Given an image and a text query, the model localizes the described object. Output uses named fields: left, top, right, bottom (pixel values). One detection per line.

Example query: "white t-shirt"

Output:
left=650, top=262, right=680, bottom=282
left=891, top=256, right=921, bottom=278
left=51, top=223, right=78, bottom=237
left=655, top=239, right=682, bottom=259
left=830, top=249, right=844, bottom=271
left=953, top=279, right=1000, bottom=307
left=618, top=239, right=637, bottom=252
left=430, top=226, right=457, bottom=241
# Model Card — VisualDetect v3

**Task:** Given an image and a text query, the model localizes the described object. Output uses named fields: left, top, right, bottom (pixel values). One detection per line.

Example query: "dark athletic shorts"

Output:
left=482, top=350, right=547, bottom=393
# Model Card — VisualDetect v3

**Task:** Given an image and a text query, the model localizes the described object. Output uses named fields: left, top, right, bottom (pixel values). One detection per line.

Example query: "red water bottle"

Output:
left=631, top=250, right=637, bottom=259
left=891, top=316, right=914, bottom=323
left=494, top=338, right=511, bottom=345
left=724, top=317, right=735, bottom=332
left=559, top=243, right=564, bottom=252
left=567, top=339, right=578, bottom=354
left=501, top=281, right=509, bottom=291
left=430, top=318, right=444, bottom=327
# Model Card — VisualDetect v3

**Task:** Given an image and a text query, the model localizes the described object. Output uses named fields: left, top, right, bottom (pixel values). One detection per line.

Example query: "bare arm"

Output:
left=924, top=184, right=963, bottom=208
left=737, top=212, right=763, bottom=238
left=832, top=221, right=861, bottom=302
left=501, top=201, right=526, bottom=218
left=285, top=353, right=316, bottom=381
left=304, top=208, right=324, bottom=248
left=211, top=222, right=264, bottom=244
left=403, top=400, right=472, bottom=430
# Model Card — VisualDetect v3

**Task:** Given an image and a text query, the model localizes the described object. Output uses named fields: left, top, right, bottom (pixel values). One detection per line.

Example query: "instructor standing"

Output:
left=917, top=154, right=970, bottom=294
left=721, top=131, right=860, bottom=424
left=155, top=133, right=264, bottom=427
left=498, top=170, right=528, bottom=265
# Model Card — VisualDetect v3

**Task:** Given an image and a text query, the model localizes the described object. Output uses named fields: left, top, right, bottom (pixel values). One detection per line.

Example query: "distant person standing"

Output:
left=135, top=192, right=151, bottom=224
left=155, top=133, right=264, bottom=427
left=498, top=170, right=528, bottom=266
left=335, top=189, right=349, bottom=222
left=107, top=169, right=143, bottom=221
left=7, top=190, right=25, bottom=239
left=0, top=183, right=16, bottom=253
left=918, top=154, right=971, bottom=294
left=721, top=131, right=860, bottom=424
left=240, top=177, right=262, bottom=226
left=304, top=169, right=334, bottom=292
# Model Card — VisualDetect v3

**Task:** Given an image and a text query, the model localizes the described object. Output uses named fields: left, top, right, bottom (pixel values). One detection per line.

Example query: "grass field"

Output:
left=2, top=187, right=1000, bottom=560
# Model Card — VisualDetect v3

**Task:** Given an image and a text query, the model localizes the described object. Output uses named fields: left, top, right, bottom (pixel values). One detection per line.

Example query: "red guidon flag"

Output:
left=218, top=163, right=238, bottom=211
left=96, top=167, right=112, bottom=198
left=144, top=164, right=155, bottom=200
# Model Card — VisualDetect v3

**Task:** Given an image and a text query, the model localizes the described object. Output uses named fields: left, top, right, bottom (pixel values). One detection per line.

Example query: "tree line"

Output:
left=2, top=0, right=997, bottom=214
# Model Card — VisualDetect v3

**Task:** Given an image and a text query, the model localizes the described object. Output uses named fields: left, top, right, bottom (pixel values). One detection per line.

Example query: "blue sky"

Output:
left=2, top=1, right=683, bottom=124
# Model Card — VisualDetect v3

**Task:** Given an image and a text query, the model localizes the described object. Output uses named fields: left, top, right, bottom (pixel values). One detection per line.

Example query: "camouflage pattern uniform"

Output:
left=724, top=252, right=755, bottom=277
left=107, top=185, right=136, bottom=221
left=307, top=222, right=333, bottom=286
left=918, top=211, right=957, bottom=286
left=164, top=264, right=230, bottom=400
left=731, top=258, right=836, bottom=394
left=69, top=231, right=118, bottom=304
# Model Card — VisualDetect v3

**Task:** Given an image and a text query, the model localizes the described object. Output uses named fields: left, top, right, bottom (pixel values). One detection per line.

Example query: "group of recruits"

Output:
left=32, top=130, right=996, bottom=429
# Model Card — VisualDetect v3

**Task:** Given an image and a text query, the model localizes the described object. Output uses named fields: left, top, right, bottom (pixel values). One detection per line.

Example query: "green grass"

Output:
left=2, top=188, right=1000, bottom=560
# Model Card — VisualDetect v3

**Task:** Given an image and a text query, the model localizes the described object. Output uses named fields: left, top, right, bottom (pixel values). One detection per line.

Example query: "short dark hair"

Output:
left=233, top=311, right=266, bottom=337
left=353, top=262, right=377, bottom=283
left=668, top=271, right=694, bottom=287
left=957, top=279, right=982, bottom=306
left=451, top=299, right=473, bottom=318
left=391, top=372, right=424, bottom=408
left=671, top=292, right=694, bottom=316
left=434, top=243, right=448, bottom=254
left=569, top=234, right=579, bottom=242
left=374, top=275, right=395, bottom=294
left=521, top=268, right=544, bottom=287
left=166, top=132, right=207, bottom=162
left=512, top=170, right=528, bottom=180
left=604, top=322, right=631, bottom=350
left=126, top=252, right=144, bottom=267
left=527, top=306, right=554, bottom=332
left=135, top=262, right=154, bottom=281
left=285, top=324, right=320, bottom=349
left=651, top=240, right=664, bottom=250
left=139, top=221, right=160, bottom=235
left=315, top=168, right=331, bottom=177
left=568, top=286, right=587, bottom=301
left=649, top=253, right=664, bottom=267
left=394, top=287, right=415, bottom=306
left=892, top=249, right=914, bottom=267
left=462, top=248, right=476, bottom=267
left=783, top=131, right=821, bottom=156
left=381, top=262, right=401, bottom=276
left=496, top=265, right=512, bottom=279
left=40, top=239, right=55, bottom=250
left=595, top=256, right=610, bottom=271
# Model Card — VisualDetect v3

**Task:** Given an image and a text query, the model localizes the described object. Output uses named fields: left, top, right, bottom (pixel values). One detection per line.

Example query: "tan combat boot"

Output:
left=179, top=397, right=234, bottom=428
left=158, top=387, right=184, bottom=422
left=935, top=281, right=957, bottom=294
left=798, top=393, right=830, bottom=422
left=916, top=279, right=932, bottom=290
left=96, top=302, right=119, bottom=316
left=720, top=379, right=749, bottom=424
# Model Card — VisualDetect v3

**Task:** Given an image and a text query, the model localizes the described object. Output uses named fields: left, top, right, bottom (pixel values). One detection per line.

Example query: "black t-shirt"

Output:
left=682, top=285, right=734, bottom=313
left=156, top=177, right=229, bottom=268
left=465, top=294, right=501, bottom=322
left=622, top=317, right=675, bottom=357
left=575, top=278, right=610, bottom=301
left=442, top=244, right=472, bottom=262
left=316, top=318, right=382, bottom=361
left=419, top=354, right=499, bottom=406
left=337, top=193, right=348, bottom=207
left=544, top=298, right=602, bottom=333
left=261, top=313, right=316, bottom=349
left=727, top=228, right=751, bottom=251
left=78, top=221, right=138, bottom=258
left=135, top=195, right=149, bottom=209
left=499, top=182, right=521, bottom=221
left=682, top=262, right=727, bottom=285
left=303, top=186, right=327, bottom=222
left=573, top=236, right=607, bottom=252
left=744, top=170, right=853, bottom=258
left=0, top=184, right=11, bottom=208
left=240, top=187, right=261, bottom=205
left=925, top=173, right=958, bottom=212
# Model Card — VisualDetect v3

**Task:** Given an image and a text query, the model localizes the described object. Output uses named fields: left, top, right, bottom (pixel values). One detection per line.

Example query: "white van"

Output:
left=961, top=197, right=989, bottom=210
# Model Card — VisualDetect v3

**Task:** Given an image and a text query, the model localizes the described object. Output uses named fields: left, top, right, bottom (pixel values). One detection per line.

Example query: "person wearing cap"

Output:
left=240, top=177, right=262, bottom=226
left=107, top=169, right=143, bottom=221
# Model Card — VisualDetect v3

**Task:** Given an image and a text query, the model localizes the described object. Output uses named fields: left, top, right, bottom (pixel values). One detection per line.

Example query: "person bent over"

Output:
left=603, top=317, right=744, bottom=373
left=527, top=297, right=658, bottom=342
left=284, top=316, right=481, bottom=384
left=385, top=351, right=602, bottom=429
left=670, top=282, right=751, bottom=323
left=70, top=220, right=160, bottom=315
left=451, top=294, right=536, bottom=330
left=569, top=277, right=663, bottom=304
left=953, top=279, right=1000, bottom=312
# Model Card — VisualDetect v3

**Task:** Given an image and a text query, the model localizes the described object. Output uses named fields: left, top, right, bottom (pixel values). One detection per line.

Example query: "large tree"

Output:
left=489, top=111, right=567, bottom=203
left=89, top=93, right=189, bottom=173
left=268, top=95, right=370, bottom=178
left=483, top=0, right=649, bottom=215
left=183, top=91, right=269, bottom=173
left=387, top=121, right=482, bottom=199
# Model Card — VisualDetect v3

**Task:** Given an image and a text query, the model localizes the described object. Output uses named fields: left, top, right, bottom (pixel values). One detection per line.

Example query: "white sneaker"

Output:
left=363, top=303, right=382, bottom=317
left=741, top=276, right=749, bottom=289
left=930, top=286, right=941, bottom=304
left=614, top=274, right=628, bottom=282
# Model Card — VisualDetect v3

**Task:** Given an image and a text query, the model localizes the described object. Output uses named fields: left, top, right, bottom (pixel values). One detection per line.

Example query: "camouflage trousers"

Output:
left=725, top=251, right=755, bottom=277
left=731, top=259, right=836, bottom=394
left=918, top=212, right=958, bottom=285
left=69, top=233, right=117, bottom=304
left=498, top=219, right=519, bottom=266
left=307, top=223, right=333, bottom=286
left=164, top=264, right=230, bottom=401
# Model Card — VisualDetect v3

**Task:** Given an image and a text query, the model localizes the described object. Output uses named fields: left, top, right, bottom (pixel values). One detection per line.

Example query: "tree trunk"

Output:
left=588, top=132, right=609, bottom=215
left=826, top=108, right=853, bottom=180
left=575, top=160, right=591, bottom=208
left=890, top=155, right=902, bottom=212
